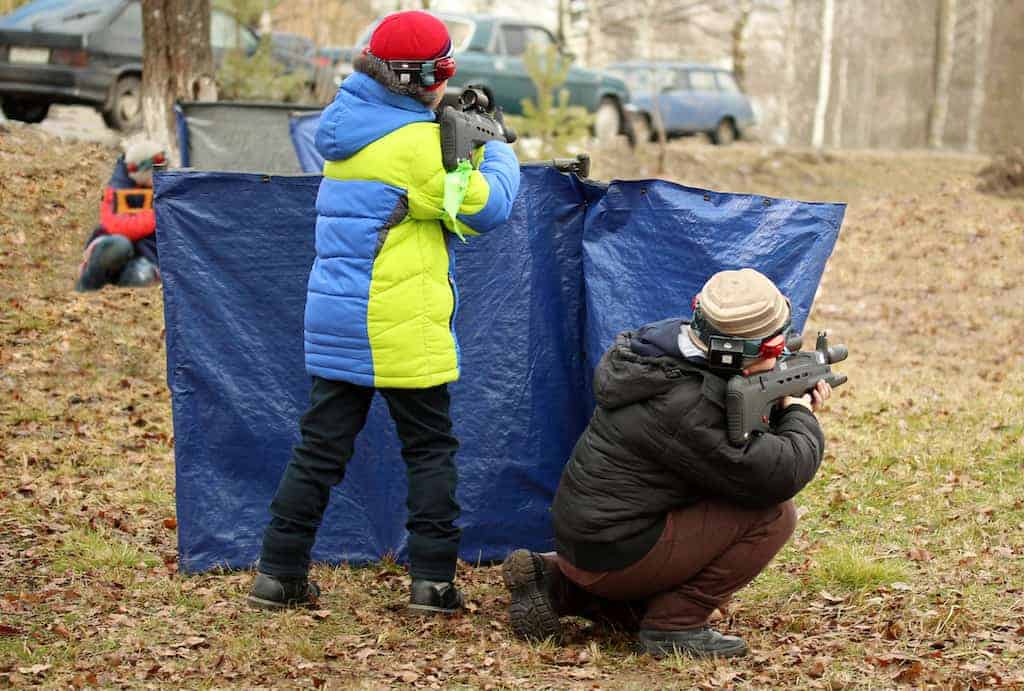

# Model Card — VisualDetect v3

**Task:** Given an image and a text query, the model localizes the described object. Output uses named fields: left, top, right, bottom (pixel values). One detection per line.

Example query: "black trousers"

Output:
left=259, top=376, right=461, bottom=582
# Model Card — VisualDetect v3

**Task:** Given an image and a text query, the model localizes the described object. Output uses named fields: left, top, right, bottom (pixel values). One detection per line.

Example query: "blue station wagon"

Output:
left=608, top=61, right=755, bottom=145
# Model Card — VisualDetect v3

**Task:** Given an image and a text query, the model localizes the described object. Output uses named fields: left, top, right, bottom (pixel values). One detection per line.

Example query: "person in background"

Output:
left=75, top=139, right=164, bottom=291
left=503, top=269, right=831, bottom=658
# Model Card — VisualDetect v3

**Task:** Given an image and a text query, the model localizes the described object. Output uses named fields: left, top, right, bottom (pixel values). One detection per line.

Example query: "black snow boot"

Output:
left=502, top=549, right=561, bottom=642
left=639, top=626, right=749, bottom=659
left=409, top=579, right=464, bottom=615
left=247, top=573, right=320, bottom=610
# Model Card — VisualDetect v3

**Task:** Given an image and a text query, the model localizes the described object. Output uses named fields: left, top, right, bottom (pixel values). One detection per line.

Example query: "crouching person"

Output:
left=75, top=139, right=165, bottom=291
left=504, top=269, right=830, bottom=658
left=248, top=11, right=520, bottom=614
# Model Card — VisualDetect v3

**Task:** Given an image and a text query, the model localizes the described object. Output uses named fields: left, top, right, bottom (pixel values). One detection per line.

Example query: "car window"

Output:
left=0, top=0, right=116, bottom=32
left=716, top=72, right=740, bottom=92
left=625, top=68, right=654, bottom=93
left=525, top=27, right=556, bottom=51
left=275, top=33, right=314, bottom=57
left=443, top=18, right=474, bottom=52
left=211, top=11, right=256, bottom=52
left=689, top=70, right=716, bottom=91
left=669, top=69, right=690, bottom=90
left=107, top=1, right=141, bottom=42
left=500, top=25, right=527, bottom=57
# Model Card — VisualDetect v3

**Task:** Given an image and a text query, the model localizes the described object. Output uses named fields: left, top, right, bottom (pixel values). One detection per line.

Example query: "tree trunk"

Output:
left=829, top=0, right=848, bottom=148
left=141, top=0, right=217, bottom=166
left=927, top=0, right=957, bottom=149
left=811, top=0, right=834, bottom=149
left=966, top=0, right=993, bottom=152
left=731, top=0, right=753, bottom=91
left=638, top=0, right=668, bottom=174
left=779, top=0, right=797, bottom=145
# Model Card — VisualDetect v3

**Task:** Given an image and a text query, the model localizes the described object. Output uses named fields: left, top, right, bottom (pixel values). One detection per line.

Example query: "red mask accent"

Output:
left=758, top=333, right=786, bottom=359
left=433, top=55, right=456, bottom=83
left=127, top=162, right=138, bottom=173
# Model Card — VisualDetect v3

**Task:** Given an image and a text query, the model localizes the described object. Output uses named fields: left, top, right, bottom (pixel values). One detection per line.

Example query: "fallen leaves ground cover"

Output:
left=2, top=123, right=1023, bottom=688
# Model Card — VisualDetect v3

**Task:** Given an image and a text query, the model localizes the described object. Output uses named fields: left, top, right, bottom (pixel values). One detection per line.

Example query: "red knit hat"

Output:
left=368, top=11, right=451, bottom=62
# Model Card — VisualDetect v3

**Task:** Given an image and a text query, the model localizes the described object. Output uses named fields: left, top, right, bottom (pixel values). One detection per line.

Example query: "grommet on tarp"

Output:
left=763, top=198, right=772, bottom=206
left=261, top=174, right=272, bottom=183
left=703, top=194, right=711, bottom=201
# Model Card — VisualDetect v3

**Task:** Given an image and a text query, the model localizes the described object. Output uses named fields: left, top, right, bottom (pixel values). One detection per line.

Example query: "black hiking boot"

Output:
left=247, top=573, right=320, bottom=610
left=408, top=579, right=464, bottom=615
left=75, top=235, right=133, bottom=292
left=502, top=549, right=561, bottom=642
left=639, top=626, right=749, bottom=659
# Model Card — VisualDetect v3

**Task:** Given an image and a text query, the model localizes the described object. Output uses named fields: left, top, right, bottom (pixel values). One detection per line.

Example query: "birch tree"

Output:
left=810, top=0, right=834, bottom=149
left=778, top=0, right=797, bottom=145
left=731, top=0, right=753, bottom=91
left=141, top=0, right=217, bottom=165
left=829, top=0, right=848, bottom=148
left=927, top=0, right=957, bottom=148
left=966, top=0, right=993, bottom=152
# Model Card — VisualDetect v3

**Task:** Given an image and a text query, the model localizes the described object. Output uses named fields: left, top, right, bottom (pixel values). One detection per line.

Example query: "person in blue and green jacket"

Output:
left=248, top=10, right=521, bottom=614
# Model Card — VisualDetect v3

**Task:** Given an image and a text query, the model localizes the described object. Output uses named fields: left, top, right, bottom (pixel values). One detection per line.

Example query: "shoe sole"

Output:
left=502, top=550, right=561, bottom=642
left=640, top=640, right=749, bottom=659
left=246, top=594, right=292, bottom=610
left=246, top=594, right=319, bottom=611
left=407, top=603, right=461, bottom=615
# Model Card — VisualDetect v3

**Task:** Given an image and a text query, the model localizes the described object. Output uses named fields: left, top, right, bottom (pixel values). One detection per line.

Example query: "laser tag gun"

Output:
left=439, top=85, right=517, bottom=236
left=725, top=332, right=849, bottom=446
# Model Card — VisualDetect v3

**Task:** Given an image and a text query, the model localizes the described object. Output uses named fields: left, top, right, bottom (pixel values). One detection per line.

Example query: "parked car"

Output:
left=316, top=45, right=350, bottom=71
left=0, top=0, right=318, bottom=130
left=269, top=31, right=333, bottom=102
left=607, top=61, right=755, bottom=145
left=340, top=13, right=632, bottom=142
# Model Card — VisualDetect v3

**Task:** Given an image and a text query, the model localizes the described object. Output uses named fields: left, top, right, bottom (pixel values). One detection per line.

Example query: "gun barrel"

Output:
left=826, top=373, right=848, bottom=388
left=827, top=344, right=848, bottom=364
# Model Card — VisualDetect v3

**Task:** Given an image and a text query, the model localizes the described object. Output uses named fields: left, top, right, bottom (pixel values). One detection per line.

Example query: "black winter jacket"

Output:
left=552, top=322, right=825, bottom=572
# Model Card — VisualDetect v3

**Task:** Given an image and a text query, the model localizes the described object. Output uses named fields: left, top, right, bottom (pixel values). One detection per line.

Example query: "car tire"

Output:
left=711, top=117, right=738, bottom=146
left=103, top=75, right=143, bottom=132
left=594, top=98, right=623, bottom=143
left=1, top=96, right=51, bottom=124
left=631, top=112, right=653, bottom=144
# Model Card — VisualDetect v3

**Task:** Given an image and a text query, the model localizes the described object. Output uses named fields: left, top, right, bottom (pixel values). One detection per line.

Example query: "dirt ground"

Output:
left=1, top=120, right=1022, bottom=689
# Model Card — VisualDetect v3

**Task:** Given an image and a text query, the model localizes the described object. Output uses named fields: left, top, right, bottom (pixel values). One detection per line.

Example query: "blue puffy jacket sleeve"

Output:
left=456, top=140, right=521, bottom=234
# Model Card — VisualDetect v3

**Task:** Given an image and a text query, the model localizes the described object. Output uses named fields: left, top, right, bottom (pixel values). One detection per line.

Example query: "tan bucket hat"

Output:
left=689, top=269, right=790, bottom=354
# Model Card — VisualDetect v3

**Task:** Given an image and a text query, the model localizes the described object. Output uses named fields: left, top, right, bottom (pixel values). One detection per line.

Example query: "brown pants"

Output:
left=551, top=500, right=797, bottom=631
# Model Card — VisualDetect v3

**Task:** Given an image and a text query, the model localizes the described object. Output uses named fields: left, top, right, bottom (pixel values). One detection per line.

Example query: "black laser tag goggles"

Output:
left=690, top=295, right=793, bottom=372
left=363, top=42, right=456, bottom=88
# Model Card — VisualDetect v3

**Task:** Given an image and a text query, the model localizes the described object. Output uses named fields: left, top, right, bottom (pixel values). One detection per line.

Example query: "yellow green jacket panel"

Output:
left=305, top=73, right=521, bottom=388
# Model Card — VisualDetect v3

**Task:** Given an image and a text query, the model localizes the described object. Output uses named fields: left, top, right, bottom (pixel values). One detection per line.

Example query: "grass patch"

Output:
left=810, top=544, right=908, bottom=592
left=52, top=527, right=160, bottom=573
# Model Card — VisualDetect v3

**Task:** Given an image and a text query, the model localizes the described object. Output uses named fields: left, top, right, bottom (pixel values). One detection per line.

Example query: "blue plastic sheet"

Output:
left=157, top=167, right=596, bottom=572
left=289, top=111, right=324, bottom=173
left=156, top=163, right=844, bottom=575
left=582, top=180, right=842, bottom=375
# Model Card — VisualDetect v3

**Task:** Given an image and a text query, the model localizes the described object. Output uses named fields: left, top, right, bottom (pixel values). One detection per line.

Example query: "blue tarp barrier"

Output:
left=158, top=127, right=845, bottom=574
left=289, top=111, right=324, bottom=173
